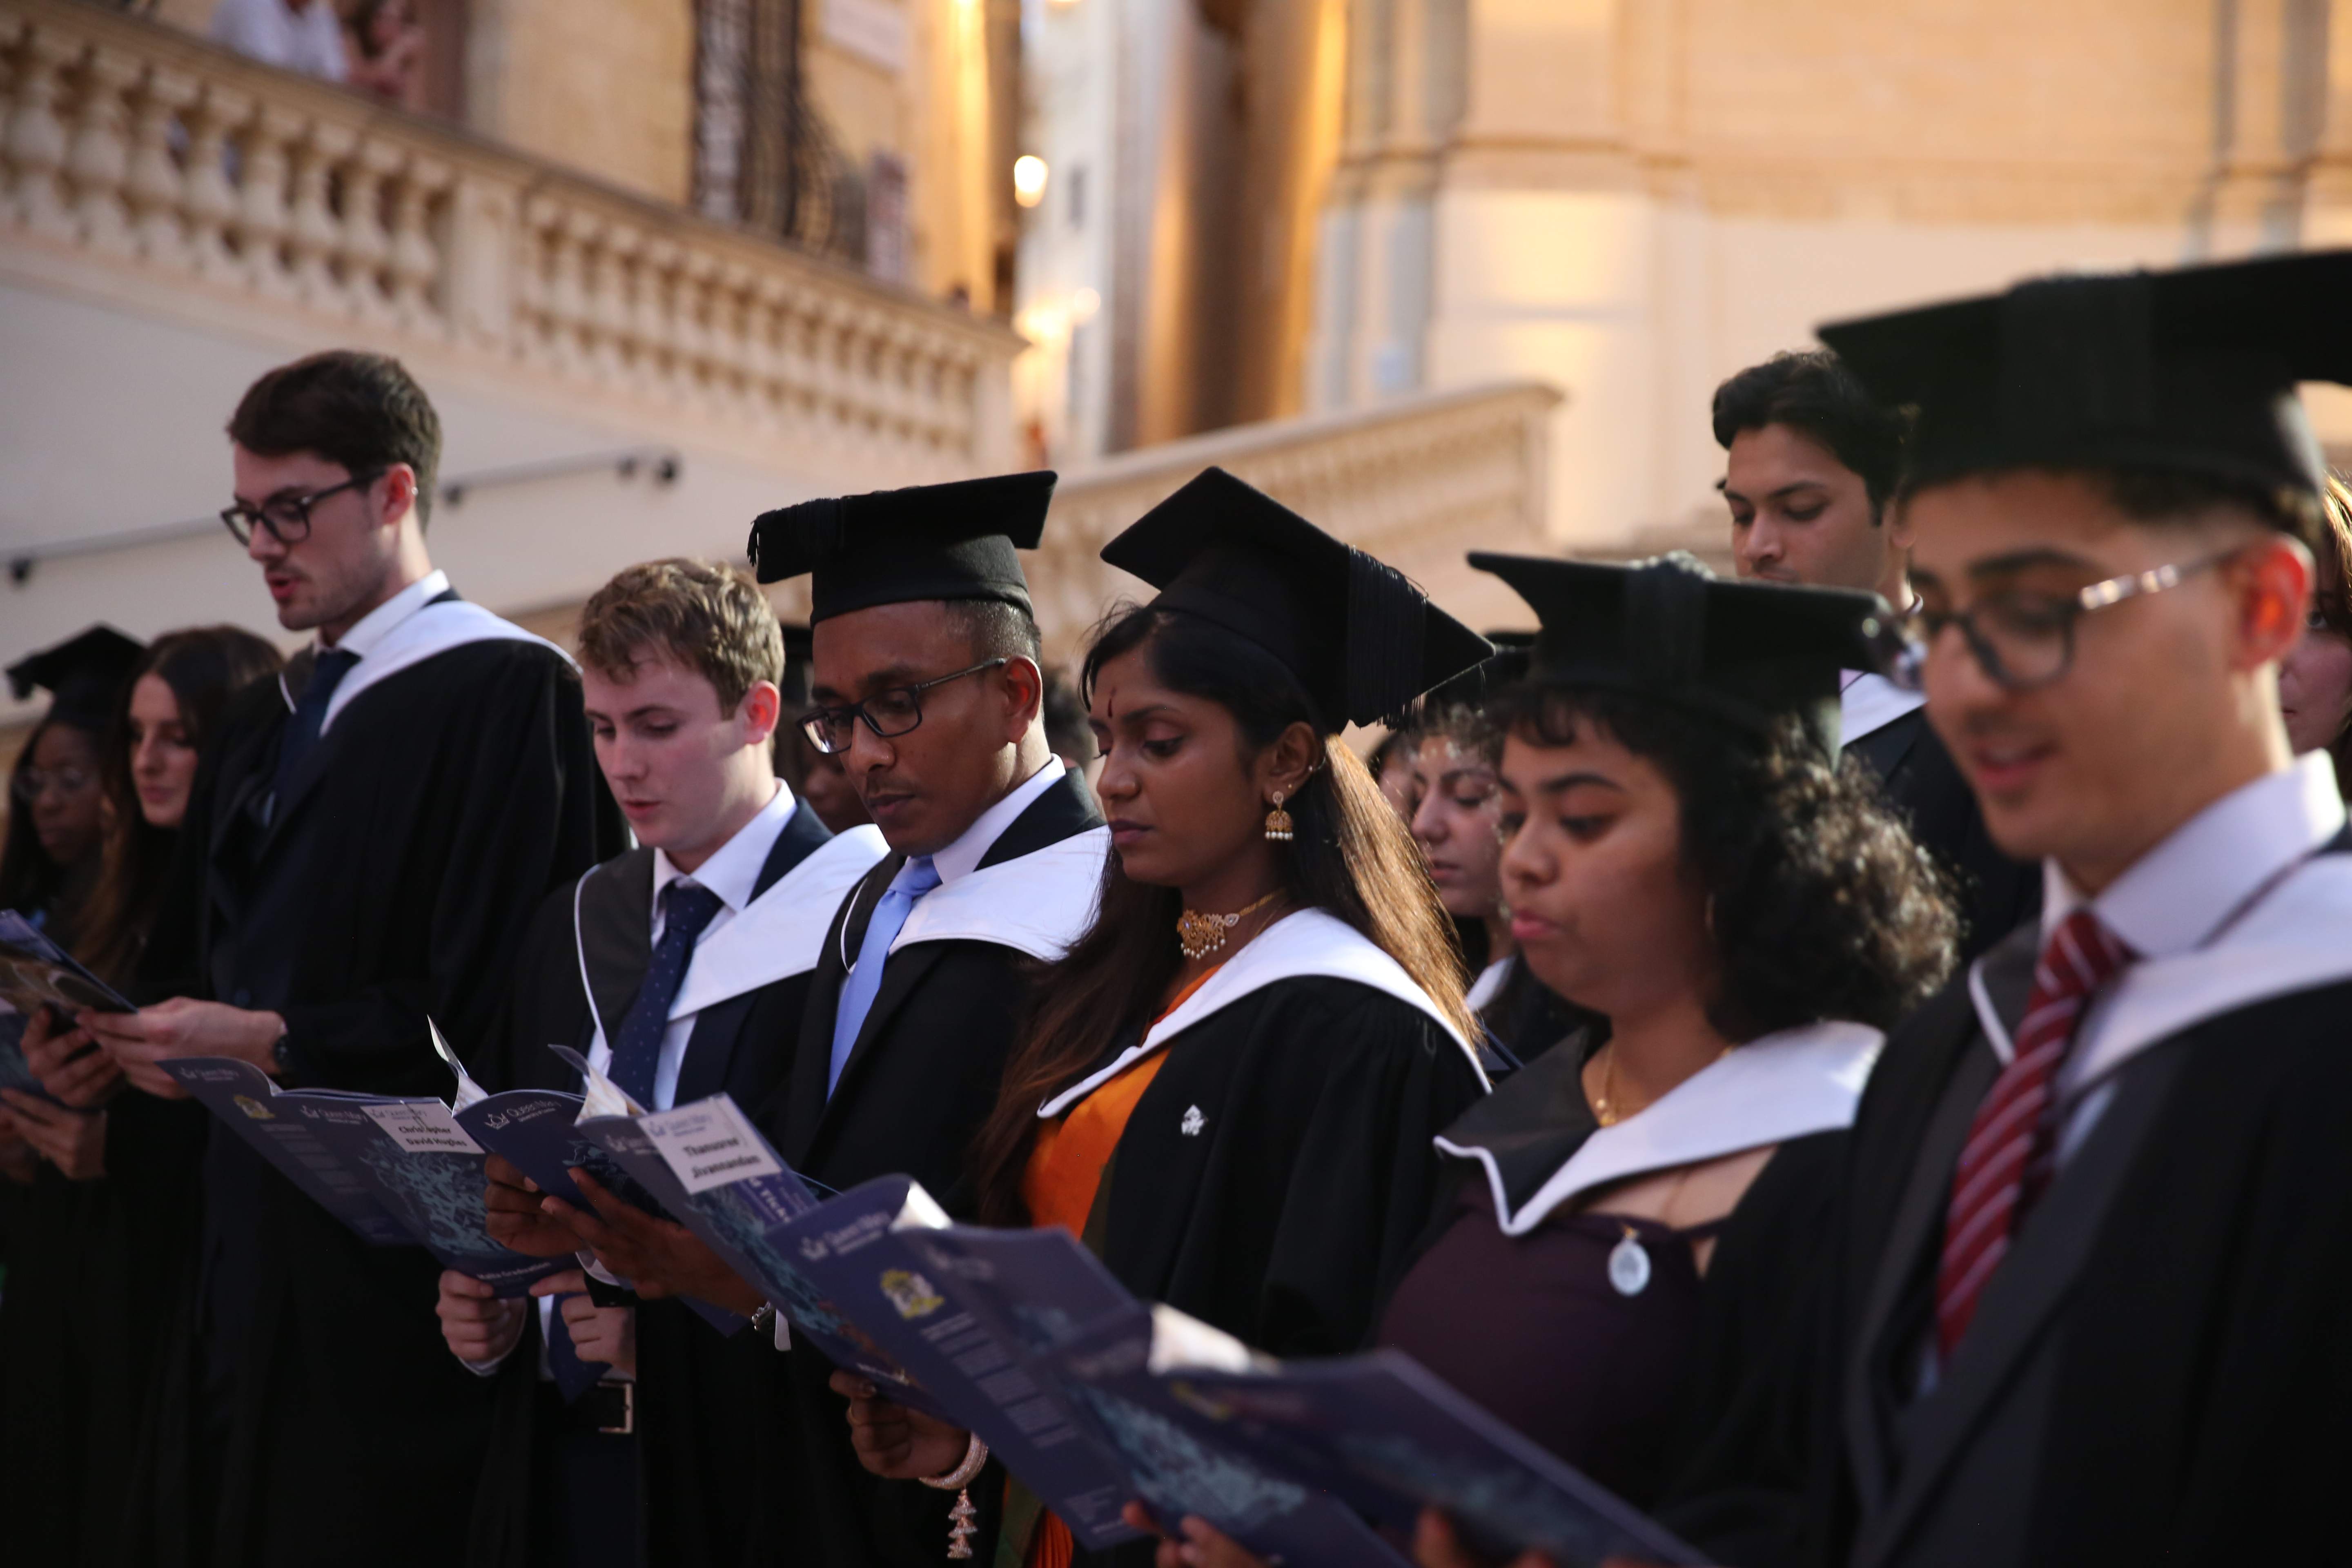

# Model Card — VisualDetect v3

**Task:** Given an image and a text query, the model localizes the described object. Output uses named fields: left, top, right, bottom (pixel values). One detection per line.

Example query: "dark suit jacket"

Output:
left=1846, top=708, right=2039, bottom=962
left=767, top=765, right=1102, bottom=1568
left=471, top=803, right=833, bottom=1568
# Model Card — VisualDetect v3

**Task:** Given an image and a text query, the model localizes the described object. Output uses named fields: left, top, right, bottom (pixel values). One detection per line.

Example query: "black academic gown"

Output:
left=1779, top=914, right=2352, bottom=1568
left=129, top=633, right=621, bottom=1568
left=469, top=804, right=838, bottom=1568
left=1065, top=964, right=1492, bottom=1568
left=1364, top=1038, right=1852, bottom=1568
left=768, top=766, right=1103, bottom=1568
left=1845, top=708, right=2038, bottom=961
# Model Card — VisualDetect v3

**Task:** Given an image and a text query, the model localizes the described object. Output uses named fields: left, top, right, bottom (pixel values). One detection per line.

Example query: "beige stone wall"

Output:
left=466, top=0, right=697, bottom=205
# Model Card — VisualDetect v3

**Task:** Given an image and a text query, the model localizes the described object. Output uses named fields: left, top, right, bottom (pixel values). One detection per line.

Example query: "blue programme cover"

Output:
left=0, top=908, right=138, bottom=1105
left=774, top=1179, right=1148, bottom=1552
left=163, top=1057, right=416, bottom=1247
left=455, top=1087, right=674, bottom=1221
left=295, top=1094, right=568, bottom=1297
left=1048, top=1305, right=1706, bottom=1568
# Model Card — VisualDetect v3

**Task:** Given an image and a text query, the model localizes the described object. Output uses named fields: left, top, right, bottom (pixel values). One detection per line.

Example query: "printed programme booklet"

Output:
left=166, top=1056, right=566, bottom=1295
left=0, top=908, right=137, bottom=1103
left=1040, top=1303, right=1708, bottom=1568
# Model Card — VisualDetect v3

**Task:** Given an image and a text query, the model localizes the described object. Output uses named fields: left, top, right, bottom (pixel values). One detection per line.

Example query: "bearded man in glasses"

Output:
left=1620, top=254, right=2352, bottom=1568
left=81, top=350, right=621, bottom=1568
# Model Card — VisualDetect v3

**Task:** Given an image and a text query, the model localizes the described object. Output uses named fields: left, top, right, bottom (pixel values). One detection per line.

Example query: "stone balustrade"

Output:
left=1029, top=382, right=1566, bottom=659
left=0, top=0, right=1017, bottom=475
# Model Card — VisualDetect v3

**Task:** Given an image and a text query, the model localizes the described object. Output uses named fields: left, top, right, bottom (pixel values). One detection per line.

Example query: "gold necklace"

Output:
left=1590, top=1042, right=1733, bottom=1127
left=1175, top=890, right=1280, bottom=961
left=1591, top=1043, right=1624, bottom=1127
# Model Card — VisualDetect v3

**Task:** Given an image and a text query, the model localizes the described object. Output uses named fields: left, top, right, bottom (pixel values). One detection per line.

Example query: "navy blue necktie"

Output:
left=607, top=880, right=725, bottom=1109
left=267, top=648, right=357, bottom=821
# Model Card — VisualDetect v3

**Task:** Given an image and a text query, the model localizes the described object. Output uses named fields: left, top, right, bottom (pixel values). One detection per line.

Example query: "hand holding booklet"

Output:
left=0, top=908, right=136, bottom=1104
left=165, top=1054, right=566, bottom=1296
left=547, top=1091, right=1701, bottom=1568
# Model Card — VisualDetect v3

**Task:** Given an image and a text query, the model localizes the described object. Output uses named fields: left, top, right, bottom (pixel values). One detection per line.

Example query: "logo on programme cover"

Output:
left=234, top=1095, right=274, bottom=1120
left=880, top=1269, right=945, bottom=1320
left=1180, top=1105, right=1205, bottom=1137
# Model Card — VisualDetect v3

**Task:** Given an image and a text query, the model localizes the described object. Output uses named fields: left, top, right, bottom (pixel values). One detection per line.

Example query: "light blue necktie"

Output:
left=827, top=856, right=940, bottom=1096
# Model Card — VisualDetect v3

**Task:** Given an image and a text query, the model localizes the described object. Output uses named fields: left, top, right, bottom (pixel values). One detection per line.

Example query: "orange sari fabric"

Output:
left=1016, top=967, right=1221, bottom=1568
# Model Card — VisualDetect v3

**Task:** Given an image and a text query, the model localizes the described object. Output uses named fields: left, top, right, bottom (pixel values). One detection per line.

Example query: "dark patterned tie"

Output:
left=1936, top=908, right=2133, bottom=1360
left=606, top=880, right=725, bottom=1110
left=266, top=648, right=358, bottom=821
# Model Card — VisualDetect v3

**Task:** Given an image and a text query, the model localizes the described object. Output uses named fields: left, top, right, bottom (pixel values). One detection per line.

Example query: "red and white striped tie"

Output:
left=1935, top=908, right=2133, bottom=1362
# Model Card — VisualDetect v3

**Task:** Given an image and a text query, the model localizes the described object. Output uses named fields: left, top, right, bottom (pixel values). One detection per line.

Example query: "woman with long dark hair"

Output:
left=1141, top=554, right=1955, bottom=1568
left=0, top=627, right=144, bottom=953
left=830, top=468, right=1495, bottom=1566
left=0, top=624, right=281, bottom=1568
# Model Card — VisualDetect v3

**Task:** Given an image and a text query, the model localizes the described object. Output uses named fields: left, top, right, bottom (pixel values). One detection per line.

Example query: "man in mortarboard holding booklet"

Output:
left=1629, top=252, right=2352, bottom=1568
left=445, top=560, right=886, bottom=1567
left=79, top=352, right=622, bottom=1566
left=562, top=473, right=1110, bottom=1564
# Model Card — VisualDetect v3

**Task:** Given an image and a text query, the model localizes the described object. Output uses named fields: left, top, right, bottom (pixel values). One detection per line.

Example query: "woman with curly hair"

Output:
left=1141, top=553, right=1956, bottom=1568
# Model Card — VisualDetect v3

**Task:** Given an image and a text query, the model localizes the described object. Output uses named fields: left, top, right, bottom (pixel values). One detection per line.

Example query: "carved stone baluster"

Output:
left=537, top=206, right=590, bottom=374
left=178, top=84, right=245, bottom=282
left=386, top=154, right=448, bottom=332
left=122, top=65, right=195, bottom=267
left=336, top=139, right=401, bottom=320
left=635, top=237, right=681, bottom=399
left=65, top=47, right=136, bottom=254
left=590, top=222, right=639, bottom=384
left=703, top=263, right=748, bottom=417
left=741, top=280, right=787, bottom=429
left=672, top=251, right=717, bottom=412
left=775, top=300, right=818, bottom=424
left=232, top=104, right=300, bottom=297
left=561, top=210, right=609, bottom=378
left=282, top=120, right=348, bottom=307
left=511, top=194, right=559, bottom=367
left=5, top=27, right=80, bottom=238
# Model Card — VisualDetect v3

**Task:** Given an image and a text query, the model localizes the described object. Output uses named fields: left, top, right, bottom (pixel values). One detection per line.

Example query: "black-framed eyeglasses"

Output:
left=1887, top=550, right=2238, bottom=694
left=797, top=659, right=1008, bottom=755
left=800, top=658, right=1002, bottom=757
left=10, top=765, right=97, bottom=805
left=220, top=469, right=384, bottom=546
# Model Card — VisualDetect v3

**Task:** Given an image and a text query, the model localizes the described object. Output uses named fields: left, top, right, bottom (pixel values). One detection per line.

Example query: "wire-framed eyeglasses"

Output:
left=220, top=469, right=384, bottom=546
left=1885, top=550, right=2239, bottom=694
left=797, top=658, right=1009, bottom=754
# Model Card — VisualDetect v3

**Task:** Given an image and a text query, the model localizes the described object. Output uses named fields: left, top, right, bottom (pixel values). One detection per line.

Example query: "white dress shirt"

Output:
left=585, top=780, right=799, bottom=1114
left=927, top=754, right=1067, bottom=885
left=324, top=568, right=449, bottom=658
left=1981, top=752, right=2348, bottom=1162
left=1838, top=670, right=1927, bottom=747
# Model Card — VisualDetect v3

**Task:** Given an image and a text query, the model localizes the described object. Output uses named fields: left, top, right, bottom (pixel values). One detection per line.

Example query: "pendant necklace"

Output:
left=1176, top=890, right=1280, bottom=961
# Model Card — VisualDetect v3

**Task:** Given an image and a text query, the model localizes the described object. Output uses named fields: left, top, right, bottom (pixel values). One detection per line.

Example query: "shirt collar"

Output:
left=1838, top=670, right=1927, bottom=746
left=324, top=568, right=449, bottom=659
left=2044, top=751, right=2348, bottom=960
left=650, top=781, right=797, bottom=918
left=931, top=755, right=1065, bottom=885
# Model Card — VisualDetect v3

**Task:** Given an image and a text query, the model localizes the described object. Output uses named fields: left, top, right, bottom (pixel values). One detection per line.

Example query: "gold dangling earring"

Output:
left=1264, top=788, right=1294, bottom=843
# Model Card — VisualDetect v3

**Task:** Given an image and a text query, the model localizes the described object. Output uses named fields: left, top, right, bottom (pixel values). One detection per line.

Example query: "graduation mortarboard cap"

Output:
left=1101, top=467, right=1492, bottom=731
left=1817, top=249, right=2352, bottom=519
left=6, top=624, right=144, bottom=731
left=744, top=471, right=1057, bottom=622
left=1423, top=630, right=1535, bottom=713
left=1467, top=551, right=1890, bottom=756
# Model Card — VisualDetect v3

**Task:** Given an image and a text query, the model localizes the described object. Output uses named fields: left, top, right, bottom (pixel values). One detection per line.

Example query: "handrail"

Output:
left=5, top=447, right=683, bottom=584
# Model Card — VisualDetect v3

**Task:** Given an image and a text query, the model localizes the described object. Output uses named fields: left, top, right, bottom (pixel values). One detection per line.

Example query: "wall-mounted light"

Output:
left=1071, top=286, right=1101, bottom=321
left=1013, top=155, right=1049, bottom=208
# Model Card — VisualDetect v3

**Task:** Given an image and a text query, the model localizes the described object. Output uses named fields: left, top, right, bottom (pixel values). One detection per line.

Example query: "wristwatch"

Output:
left=270, top=1027, right=292, bottom=1078
left=750, top=1301, right=777, bottom=1338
